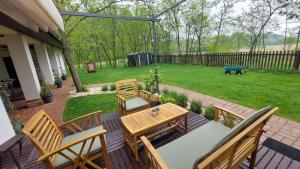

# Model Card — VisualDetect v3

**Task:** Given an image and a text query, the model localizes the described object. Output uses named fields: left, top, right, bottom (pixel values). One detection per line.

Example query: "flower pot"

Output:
left=61, top=75, right=67, bottom=80
left=12, top=122, right=24, bottom=134
left=41, top=93, right=53, bottom=103
left=56, top=82, right=63, bottom=88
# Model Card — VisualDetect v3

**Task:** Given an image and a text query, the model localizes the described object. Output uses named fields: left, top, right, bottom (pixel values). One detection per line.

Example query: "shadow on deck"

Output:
left=2, top=112, right=300, bottom=169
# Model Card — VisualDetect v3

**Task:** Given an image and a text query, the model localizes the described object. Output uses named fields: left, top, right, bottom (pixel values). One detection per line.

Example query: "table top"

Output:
left=121, top=103, right=188, bottom=135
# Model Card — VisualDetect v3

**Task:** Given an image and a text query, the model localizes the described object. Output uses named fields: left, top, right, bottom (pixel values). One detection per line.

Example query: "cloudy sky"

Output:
left=71, top=0, right=299, bottom=35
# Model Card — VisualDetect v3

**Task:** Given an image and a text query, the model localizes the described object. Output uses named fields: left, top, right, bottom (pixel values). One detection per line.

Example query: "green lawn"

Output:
left=74, top=64, right=300, bottom=122
left=63, top=94, right=116, bottom=121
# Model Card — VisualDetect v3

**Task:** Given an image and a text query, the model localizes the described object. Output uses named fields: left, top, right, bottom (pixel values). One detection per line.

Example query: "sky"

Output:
left=230, top=0, right=299, bottom=35
left=71, top=0, right=300, bottom=35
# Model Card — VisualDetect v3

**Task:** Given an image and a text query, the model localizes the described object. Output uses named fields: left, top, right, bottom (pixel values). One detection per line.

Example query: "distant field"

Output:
left=239, top=44, right=297, bottom=52
left=77, top=64, right=300, bottom=122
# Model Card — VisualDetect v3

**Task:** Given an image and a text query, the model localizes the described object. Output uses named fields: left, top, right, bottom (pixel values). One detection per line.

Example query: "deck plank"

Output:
left=1, top=111, right=299, bottom=169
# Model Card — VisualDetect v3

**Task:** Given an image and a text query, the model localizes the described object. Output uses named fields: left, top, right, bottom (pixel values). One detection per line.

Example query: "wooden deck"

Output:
left=2, top=112, right=300, bottom=169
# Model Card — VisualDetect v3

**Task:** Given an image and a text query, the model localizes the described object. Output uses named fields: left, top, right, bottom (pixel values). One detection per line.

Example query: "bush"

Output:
left=102, top=86, right=108, bottom=91
left=160, top=95, right=176, bottom=104
left=40, top=84, right=52, bottom=97
left=110, top=84, right=116, bottom=91
left=190, top=100, right=202, bottom=114
left=144, top=67, right=161, bottom=94
left=175, top=94, right=188, bottom=108
left=204, top=105, right=214, bottom=120
left=82, top=86, right=89, bottom=92
left=162, top=89, right=170, bottom=95
left=169, top=91, right=178, bottom=99
left=54, top=77, right=63, bottom=88
left=138, top=84, right=144, bottom=90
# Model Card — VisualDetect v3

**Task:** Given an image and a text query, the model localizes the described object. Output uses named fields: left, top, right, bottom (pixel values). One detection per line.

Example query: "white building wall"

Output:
left=47, top=47, right=61, bottom=77
left=0, top=98, right=15, bottom=145
left=58, top=50, right=66, bottom=74
left=5, top=35, right=41, bottom=101
left=34, top=43, right=55, bottom=84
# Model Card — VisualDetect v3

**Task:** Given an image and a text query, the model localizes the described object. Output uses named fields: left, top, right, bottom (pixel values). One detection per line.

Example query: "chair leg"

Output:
left=100, top=136, right=112, bottom=169
left=249, top=149, right=257, bottom=169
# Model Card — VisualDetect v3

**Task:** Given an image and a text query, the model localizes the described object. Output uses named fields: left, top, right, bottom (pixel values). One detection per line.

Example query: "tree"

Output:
left=211, top=0, right=241, bottom=51
left=242, top=0, right=289, bottom=53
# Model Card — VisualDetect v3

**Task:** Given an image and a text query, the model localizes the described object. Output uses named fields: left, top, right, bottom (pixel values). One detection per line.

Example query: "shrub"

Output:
left=138, top=84, right=144, bottom=90
left=204, top=105, right=214, bottom=120
left=110, top=84, right=116, bottom=91
left=82, top=86, right=89, bottom=92
left=160, top=95, right=176, bottom=104
left=175, top=94, right=188, bottom=108
left=190, top=100, right=202, bottom=114
left=102, top=86, right=108, bottom=91
left=162, top=89, right=170, bottom=95
left=169, top=91, right=178, bottom=99
left=40, top=84, right=52, bottom=97
left=54, top=77, right=63, bottom=88
left=144, top=67, right=161, bottom=94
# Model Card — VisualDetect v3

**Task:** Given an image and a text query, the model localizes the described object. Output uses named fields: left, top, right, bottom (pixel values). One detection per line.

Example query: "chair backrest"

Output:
left=22, top=110, right=63, bottom=165
left=195, top=107, right=278, bottom=169
left=116, top=79, right=138, bottom=99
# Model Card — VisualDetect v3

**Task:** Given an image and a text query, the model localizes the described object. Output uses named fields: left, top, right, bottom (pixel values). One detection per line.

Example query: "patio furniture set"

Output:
left=19, top=79, right=277, bottom=169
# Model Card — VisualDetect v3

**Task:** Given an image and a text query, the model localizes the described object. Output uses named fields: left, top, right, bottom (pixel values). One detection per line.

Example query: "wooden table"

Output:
left=121, top=103, right=188, bottom=160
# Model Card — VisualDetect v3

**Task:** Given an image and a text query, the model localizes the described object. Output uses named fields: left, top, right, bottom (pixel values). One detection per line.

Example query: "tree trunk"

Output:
left=60, top=30, right=82, bottom=92
left=296, top=26, right=300, bottom=51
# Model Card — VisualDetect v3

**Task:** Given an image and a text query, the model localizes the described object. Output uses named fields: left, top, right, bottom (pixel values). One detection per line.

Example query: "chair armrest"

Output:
left=117, top=94, right=127, bottom=101
left=60, top=111, right=103, bottom=133
left=213, top=105, right=245, bottom=128
left=140, top=136, right=169, bottom=169
left=138, top=90, right=152, bottom=102
left=38, top=130, right=107, bottom=162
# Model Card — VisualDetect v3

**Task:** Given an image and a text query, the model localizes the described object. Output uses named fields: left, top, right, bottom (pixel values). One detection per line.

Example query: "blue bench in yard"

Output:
left=224, top=66, right=244, bottom=75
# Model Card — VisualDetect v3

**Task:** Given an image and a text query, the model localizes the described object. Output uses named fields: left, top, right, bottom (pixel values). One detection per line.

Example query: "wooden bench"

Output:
left=141, top=106, right=278, bottom=169
left=116, top=79, right=152, bottom=116
left=22, top=110, right=111, bottom=169
left=224, top=66, right=244, bottom=75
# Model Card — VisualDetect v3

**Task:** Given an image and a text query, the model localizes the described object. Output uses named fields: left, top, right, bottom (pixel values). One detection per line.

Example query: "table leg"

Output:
left=185, top=115, right=188, bottom=134
left=133, top=136, right=139, bottom=161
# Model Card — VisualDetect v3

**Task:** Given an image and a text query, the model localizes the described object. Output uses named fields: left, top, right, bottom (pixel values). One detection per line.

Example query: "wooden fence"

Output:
left=157, top=51, right=300, bottom=70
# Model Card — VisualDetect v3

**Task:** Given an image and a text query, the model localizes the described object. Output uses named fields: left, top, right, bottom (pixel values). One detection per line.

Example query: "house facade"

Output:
left=0, top=0, right=66, bottom=143
left=0, top=0, right=65, bottom=106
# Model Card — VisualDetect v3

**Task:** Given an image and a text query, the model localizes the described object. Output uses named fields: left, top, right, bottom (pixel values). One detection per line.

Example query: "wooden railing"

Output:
left=157, top=51, right=300, bottom=70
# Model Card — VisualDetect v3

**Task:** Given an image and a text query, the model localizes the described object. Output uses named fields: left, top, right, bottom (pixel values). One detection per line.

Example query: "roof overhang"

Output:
left=0, top=0, right=64, bottom=33
left=0, top=12, right=62, bottom=48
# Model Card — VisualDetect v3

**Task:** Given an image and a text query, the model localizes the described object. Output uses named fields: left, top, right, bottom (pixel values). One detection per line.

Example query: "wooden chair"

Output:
left=116, top=79, right=152, bottom=116
left=141, top=106, right=278, bottom=169
left=22, top=110, right=111, bottom=169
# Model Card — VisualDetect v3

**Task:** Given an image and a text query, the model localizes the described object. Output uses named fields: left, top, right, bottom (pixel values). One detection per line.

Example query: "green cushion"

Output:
left=125, top=97, right=149, bottom=111
left=157, top=121, right=231, bottom=169
left=54, top=126, right=104, bottom=169
left=192, top=106, right=273, bottom=168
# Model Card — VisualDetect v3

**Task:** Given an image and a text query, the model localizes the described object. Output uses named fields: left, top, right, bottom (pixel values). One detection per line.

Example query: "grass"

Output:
left=63, top=94, right=116, bottom=121
left=75, top=64, right=300, bottom=122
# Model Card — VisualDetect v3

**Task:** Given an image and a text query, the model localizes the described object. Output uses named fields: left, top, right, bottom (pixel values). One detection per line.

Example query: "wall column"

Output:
left=58, top=50, right=66, bottom=74
left=0, top=98, right=15, bottom=145
left=34, top=43, right=55, bottom=85
left=5, top=34, right=42, bottom=106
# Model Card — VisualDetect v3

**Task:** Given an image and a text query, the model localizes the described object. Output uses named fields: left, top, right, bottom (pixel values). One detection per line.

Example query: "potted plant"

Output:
left=55, top=77, right=63, bottom=88
left=12, top=119, right=24, bottom=134
left=40, top=84, right=53, bottom=103
left=61, top=73, right=67, bottom=80
left=0, top=84, right=24, bottom=133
